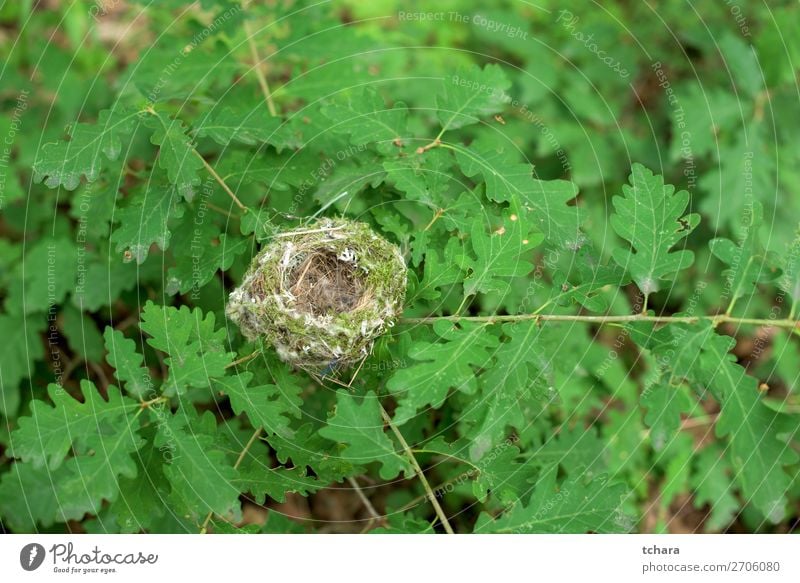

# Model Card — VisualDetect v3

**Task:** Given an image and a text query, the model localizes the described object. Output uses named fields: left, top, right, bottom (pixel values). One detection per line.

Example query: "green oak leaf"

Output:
left=9, top=381, right=142, bottom=470
left=702, top=331, right=798, bottom=523
left=111, top=185, right=183, bottom=264
left=7, top=237, right=78, bottom=315
left=318, top=390, right=411, bottom=480
left=634, top=320, right=798, bottom=523
left=691, top=444, right=739, bottom=531
left=641, top=382, right=693, bottom=452
left=33, top=107, right=140, bottom=190
left=2, top=381, right=145, bottom=527
left=61, top=305, right=104, bottom=363
left=0, top=462, right=63, bottom=531
left=154, top=407, right=240, bottom=519
left=196, top=105, right=287, bottom=148
left=143, top=110, right=204, bottom=201
left=166, top=233, right=249, bottom=295
left=463, top=321, right=552, bottom=460
left=436, top=64, right=511, bottom=131
left=610, top=163, right=700, bottom=296
left=709, top=201, right=782, bottom=309
left=139, top=301, right=234, bottom=396
left=322, top=89, right=409, bottom=154
left=214, top=372, right=298, bottom=437
left=383, top=148, right=455, bottom=204
left=104, top=327, right=152, bottom=399
left=462, top=212, right=542, bottom=297
left=474, top=466, right=632, bottom=533
left=453, top=137, right=584, bottom=250
left=235, top=460, right=325, bottom=504
left=419, top=436, right=534, bottom=504
left=0, top=312, right=46, bottom=417
left=387, top=320, right=498, bottom=425
left=412, top=237, right=468, bottom=302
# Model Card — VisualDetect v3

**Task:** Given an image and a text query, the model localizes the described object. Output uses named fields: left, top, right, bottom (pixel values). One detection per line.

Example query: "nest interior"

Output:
left=287, top=251, right=368, bottom=316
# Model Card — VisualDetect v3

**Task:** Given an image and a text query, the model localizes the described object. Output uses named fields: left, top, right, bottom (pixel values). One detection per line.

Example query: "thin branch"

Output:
left=139, top=395, right=168, bottom=408
left=415, top=137, right=441, bottom=154
left=378, top=403, right=455, bottom=534
left=206, top=201, right=241, bottom=219
left=192, top=151, right=249, bottom=212
left=242, top=19, right=278, bottom=117
left=61, top=356, right=82, bottom=385
left=401, top=312, right=800, bottom=330
left=681, top=414, right=719, bottom=430
left=225, top=349, right=261, bottom=369
left=453, top=294, right=472, bottom=317
left=347, top=476, right=384, bottom=529
left=423, top=208, right=444, bottom=231
left=113, top=313, right=140, bottom=331
left=89, top=360, right=110, bottom=389
left=272, top=225, right=346, bottom=238
left=235, top=427, right=264, bottom=467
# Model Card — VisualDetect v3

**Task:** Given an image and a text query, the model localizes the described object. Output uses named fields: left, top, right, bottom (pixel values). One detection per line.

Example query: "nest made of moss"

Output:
left=226, top=217, right=407, bottom=367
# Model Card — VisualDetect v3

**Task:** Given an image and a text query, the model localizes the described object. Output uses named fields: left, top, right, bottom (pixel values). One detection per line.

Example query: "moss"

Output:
left=226, top=217, right=407, bottom=367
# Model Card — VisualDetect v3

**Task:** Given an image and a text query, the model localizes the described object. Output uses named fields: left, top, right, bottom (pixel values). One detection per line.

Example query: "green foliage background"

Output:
left=1, top=0, right=799, bottom=534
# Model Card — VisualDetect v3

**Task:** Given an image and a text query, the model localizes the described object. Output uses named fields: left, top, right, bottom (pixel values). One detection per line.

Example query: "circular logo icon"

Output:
left=20, top=543, right=46, bottom=571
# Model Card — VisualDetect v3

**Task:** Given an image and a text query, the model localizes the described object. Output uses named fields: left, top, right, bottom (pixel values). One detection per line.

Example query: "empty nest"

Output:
left=226, top=217, right=407, bottom=367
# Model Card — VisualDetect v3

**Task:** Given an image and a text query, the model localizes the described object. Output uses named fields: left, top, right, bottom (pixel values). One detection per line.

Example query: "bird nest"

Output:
left=226, top=218, right=407, bottom=367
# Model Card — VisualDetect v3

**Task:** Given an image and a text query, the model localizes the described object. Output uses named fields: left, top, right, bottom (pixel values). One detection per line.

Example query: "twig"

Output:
left=272, top=226, right=346, bottom=238
left=192, top=151, right=249, bottom=212
left=113, top=313, right=140, bottom=331
left=681, top=414, right=719, bottom=430
left=242, top=18, right=278, bottom=117
left=139, top=395, right=168, bottom=408
left=347, top=476, right=384, bottom=529
left=235, top=427, right=264, bottom=467
left=225, top=349, right=262, bottom=369
left=415, top=138, right=441, bottom=154
left=401, top=313, right=800, bottom=330
left=89, top=360, right=109, bottom=389
left=423, top=209, right=444, bottom=231
left=305, top=368, right=349, bottom=389
left=290, top=257, right=314, bottom=294
left=60, top=355, right=80, bottom=385
left=346, top=353, right=368, bottom=388
left=453, top=294, right=472, bottom=317
left=378, top=403, right=455, bottom=534
left=206, top=201, right=241, bottom=219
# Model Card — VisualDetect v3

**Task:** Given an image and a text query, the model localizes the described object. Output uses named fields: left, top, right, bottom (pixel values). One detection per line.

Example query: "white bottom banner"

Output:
left=1, top=535, right=798, bottom=582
